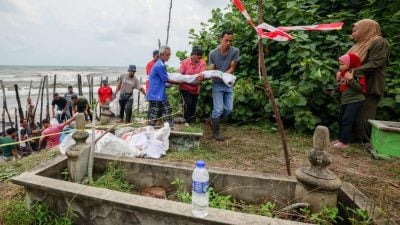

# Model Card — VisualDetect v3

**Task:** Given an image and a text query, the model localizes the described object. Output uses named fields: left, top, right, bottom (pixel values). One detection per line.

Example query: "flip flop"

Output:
left=333, top=142, right=349, bottom=149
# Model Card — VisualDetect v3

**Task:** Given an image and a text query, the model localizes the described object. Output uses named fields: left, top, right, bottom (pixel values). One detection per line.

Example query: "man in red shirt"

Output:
left=38, top=115, right=76, bottom=150
left=179, top=47, right=206, bottom=124
left=145, top=50, right=159, bottom=92
left=98, top=80, right=113, bottom=106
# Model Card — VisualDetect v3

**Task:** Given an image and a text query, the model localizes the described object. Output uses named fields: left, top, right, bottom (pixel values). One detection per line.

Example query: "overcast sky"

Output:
left=0, top=0, right=229, bottom=67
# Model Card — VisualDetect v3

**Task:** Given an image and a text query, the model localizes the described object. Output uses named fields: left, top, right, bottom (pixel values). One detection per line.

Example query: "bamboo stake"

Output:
left=39, top=76, right=45, bottom=128
left=26, top=80, right=32, bottom=118
left=91, top=75, right=94, bottom=105
left=53, top=75, right=57, bottom=96
left=14, top=108, right=18, bottom=131
left=14, top=84, right=24, bottom=122
left=137, top=78, right=141, bottom=113
left=46, top=76, right=50, bottom=120
left=78, top=74, right=83, bottom=96
left=257, top=0, right=291, bottom=176
left=86, top=75, right=91, bottom=104
left=1, top=80, right=13, bottom=128
left=166, top=0, right=173, bottom=45
left=2, top=111, right=5, bottom=136
left=32, top=78, right=44, bottom=129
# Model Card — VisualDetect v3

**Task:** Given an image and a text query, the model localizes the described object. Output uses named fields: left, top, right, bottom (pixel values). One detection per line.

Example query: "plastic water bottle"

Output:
left=192, top=160, right=209, bottom=218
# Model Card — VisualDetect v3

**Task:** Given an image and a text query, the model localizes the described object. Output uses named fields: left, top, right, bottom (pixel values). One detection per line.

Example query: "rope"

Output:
left=0, top=110, right=182, bottom=148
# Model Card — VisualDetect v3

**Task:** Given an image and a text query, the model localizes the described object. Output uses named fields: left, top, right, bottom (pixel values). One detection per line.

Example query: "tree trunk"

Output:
left=257, top=0, right=291, bottom=176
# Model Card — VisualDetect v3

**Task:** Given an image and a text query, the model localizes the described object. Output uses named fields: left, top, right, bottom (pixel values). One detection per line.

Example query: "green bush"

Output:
left=174, top=0, right=400, bottom=133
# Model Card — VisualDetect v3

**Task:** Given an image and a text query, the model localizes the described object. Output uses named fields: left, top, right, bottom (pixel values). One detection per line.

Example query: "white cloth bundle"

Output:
left=167, top=70, right=237, bottom=87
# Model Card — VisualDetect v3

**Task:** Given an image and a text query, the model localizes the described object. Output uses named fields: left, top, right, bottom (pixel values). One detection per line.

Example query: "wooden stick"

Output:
left=32, top=78, right=44, bottom=129
left=137, top=78, right=141, bottom=113
left=14, top=108, right=18, bottom=131
left=39, top=76, right=45, bottom=128
left=0, top=80, right=13, bottom=128
left=91, top=75, right=94, bottom=105
left=257, top=0, right=291, bottom=175
left=26, top=80, right=32, bottom=119
left=78, top=74, right=83, bottom=96
left=46, top=75, right=50, bottom=120
left=2, top=111, right=5, bottom=136
left=53, top=74, right=57, bottom=97
left=14, top=84, right=24, bottom=122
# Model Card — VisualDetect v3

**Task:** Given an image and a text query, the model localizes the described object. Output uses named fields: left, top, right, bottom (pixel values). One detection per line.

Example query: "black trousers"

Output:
left=338, top=101, right=364, bottom=144
left=119, top=98, right=133, bottom=122
left=352, top=94, right=380, bottom=143
left=180, top=90, right=198, bottom=124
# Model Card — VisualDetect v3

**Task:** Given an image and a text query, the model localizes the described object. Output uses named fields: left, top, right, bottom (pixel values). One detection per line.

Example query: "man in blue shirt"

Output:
left=146, top=45, right=174, bottom=128
left=207, top=30, right=240, bottom=141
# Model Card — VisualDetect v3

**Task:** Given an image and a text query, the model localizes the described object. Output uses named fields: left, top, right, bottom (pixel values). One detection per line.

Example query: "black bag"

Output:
left=120, top=92, right=132, bottom=101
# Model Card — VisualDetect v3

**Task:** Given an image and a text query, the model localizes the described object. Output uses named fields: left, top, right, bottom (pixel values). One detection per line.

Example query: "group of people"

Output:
left=332, top=19, right=389, bottom=149
left=0, top=18, right=390, bottom=161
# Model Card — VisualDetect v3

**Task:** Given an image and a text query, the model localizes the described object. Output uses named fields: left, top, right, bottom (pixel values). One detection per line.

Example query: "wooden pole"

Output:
left=14, top=84, right=24, bottom=121
left=78, top=74, right=83, bottom=96
left=53, top=75, right=57, bottom=96
left=32, top=78, right=43, bottom=129
left=46, top=76, right=50, bottom=120
left=26, top=80, right=32, bottom=119
left=39, top=76, right=45, bottom=128
left=1, top=80, right=13, bottom=128
left=14, top=108, right=18, bottom=131
left=166, top=0, right=173, bottom=46
left=137, top=78, right=141, bottom=113
left=2, top=111, right=5, bottom=136
left=86, top=75, right=91, bottom=104
left=257, top=0, right=291, bottom=176
left=90, top=75, right=94, bottom=105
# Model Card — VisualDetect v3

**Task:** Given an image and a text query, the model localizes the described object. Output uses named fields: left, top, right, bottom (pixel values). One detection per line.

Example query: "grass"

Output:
left=164, top=122, right=400, bottom=223
left=89, top=161, right=134, bottom=193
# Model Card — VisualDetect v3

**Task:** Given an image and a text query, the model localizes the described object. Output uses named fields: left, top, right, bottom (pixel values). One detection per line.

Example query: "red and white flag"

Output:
left=232, top=0, right=344, bottom=42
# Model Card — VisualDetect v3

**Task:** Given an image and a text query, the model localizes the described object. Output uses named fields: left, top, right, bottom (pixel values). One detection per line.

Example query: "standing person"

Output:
left=18, top=119, right=38, bottom=155
left=115, top=65, right=146, bottom=123
left=331, top=53, right=366, bottom=149
left=38, top=115, right=76, bottom=150
left=179, top=47, right=206, bottom=124
left=64, top=86, right=76, bottom=117
left=347, top=19, right=390, bottom=143
left=146, top=50, right=160, bottom=92
left=51, top=93, right=68, bottom=123
left=98, top=80, right=113, bottom=106
left=71, top=95, right=92, bottom=121
left=147, top=46, right=174, bottom=128
left=0, top=128, right=19, bottom=161
left=207, top=30, right=240, bottom=141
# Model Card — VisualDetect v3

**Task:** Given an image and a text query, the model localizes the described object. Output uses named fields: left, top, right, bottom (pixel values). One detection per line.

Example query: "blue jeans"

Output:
left=339, top=101, right=364, bottom=144
left=211, top=82, right=233, bottom=119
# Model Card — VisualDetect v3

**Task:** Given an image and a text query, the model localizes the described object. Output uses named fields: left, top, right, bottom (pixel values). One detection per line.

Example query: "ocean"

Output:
left=0, top=65, right=147, bottom=120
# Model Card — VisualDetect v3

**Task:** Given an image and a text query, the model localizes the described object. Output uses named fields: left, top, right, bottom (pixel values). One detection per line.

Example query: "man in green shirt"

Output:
left=0, top=128, right=18, bottom=161
left=71, top=95, right=92, bottom=121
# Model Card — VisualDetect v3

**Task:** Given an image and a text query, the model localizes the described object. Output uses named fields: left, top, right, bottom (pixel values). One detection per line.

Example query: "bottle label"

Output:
left=192, top=181, right=208, bottom=194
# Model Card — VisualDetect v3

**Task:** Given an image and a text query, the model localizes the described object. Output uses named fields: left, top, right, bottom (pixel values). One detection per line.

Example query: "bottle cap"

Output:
left=196, top=160, right=205, bottom=168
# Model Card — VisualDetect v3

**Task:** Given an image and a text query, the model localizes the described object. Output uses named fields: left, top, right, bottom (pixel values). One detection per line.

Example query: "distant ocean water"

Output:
left=0, top=65, right=147, bottom=117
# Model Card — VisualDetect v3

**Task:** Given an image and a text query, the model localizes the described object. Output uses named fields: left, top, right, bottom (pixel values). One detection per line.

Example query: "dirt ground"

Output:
left=0, top=124, right=399, bottom=224
left=165, top=124, right=400, bottom=223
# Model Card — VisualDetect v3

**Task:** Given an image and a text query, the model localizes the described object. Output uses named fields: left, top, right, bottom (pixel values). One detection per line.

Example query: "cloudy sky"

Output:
left=0, top=0, right=229, bottom=67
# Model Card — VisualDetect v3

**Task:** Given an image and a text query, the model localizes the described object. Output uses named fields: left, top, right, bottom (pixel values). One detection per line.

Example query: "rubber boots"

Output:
left=211, top=118, right=224, bottom=141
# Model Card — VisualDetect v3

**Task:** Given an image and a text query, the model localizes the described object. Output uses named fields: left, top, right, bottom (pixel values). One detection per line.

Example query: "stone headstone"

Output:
left=295, top=126, right=341, bottom=212
left=65, top=113, right=91, bottom=183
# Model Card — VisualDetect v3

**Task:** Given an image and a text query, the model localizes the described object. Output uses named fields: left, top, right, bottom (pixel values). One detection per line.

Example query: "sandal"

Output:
left=333, top=141, right=349, bottom=149
left=330, top=140, right=339, bottom=146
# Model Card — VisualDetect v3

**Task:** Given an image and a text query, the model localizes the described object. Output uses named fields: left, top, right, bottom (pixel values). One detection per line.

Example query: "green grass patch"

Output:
left=0, top=149, right=60, bottom=181
left=3, top=200, right=75, bottom=225
left=89, top=161, right=134, bottom=193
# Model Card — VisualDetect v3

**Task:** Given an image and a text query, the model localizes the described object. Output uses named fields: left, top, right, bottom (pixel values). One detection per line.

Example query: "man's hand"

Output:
left=197, top=73, right=204, bottom=82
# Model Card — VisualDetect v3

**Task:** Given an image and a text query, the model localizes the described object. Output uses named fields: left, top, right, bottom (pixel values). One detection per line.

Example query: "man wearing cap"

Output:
left=146, top=50, right=160, bottom=92
left=179, top=47, right=206, bottom=124
left=98, top=80, right=113, bottom=106
left=147, top=46, right=174, bottom=128
left=207, top=30, right=240, bottom=141
left=51, top=93, right=68, bottom=123
left=116, top=65, right=146, bottom=123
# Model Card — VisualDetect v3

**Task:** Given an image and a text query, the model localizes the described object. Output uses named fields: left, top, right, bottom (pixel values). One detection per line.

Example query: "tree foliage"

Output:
left=174, top=0, right=400, bottom=133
